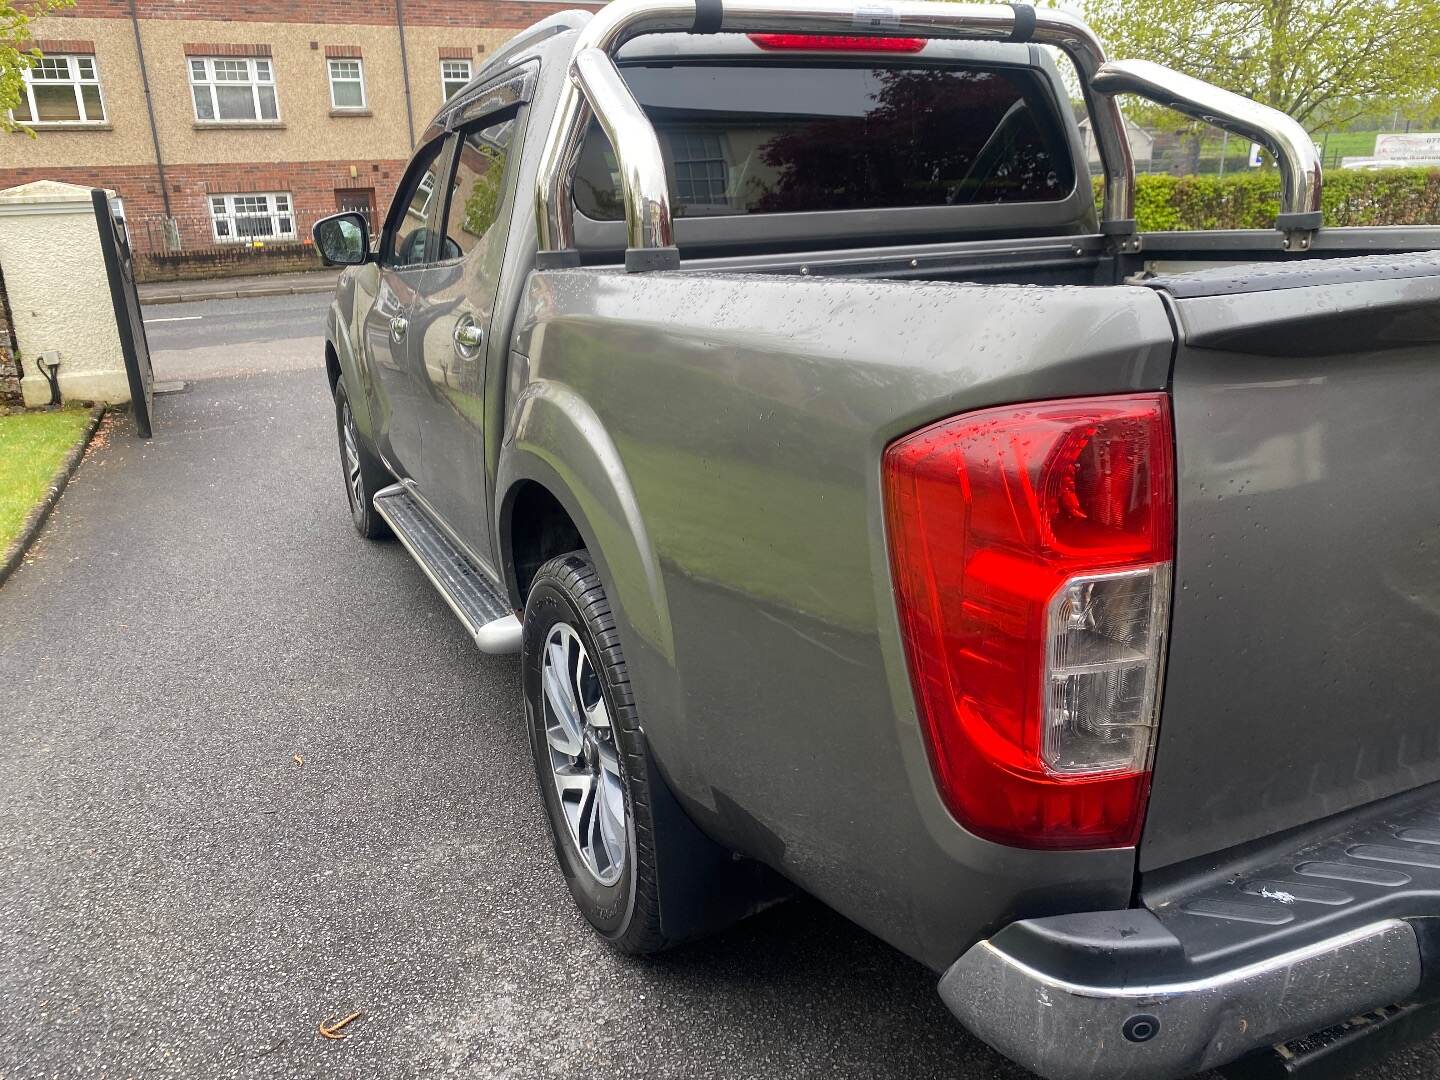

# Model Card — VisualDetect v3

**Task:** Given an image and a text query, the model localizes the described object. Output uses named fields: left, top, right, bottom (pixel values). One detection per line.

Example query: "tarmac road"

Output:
left=2, top=291, right=1439, bottom=1078
left=142, top=292, right=331, bottom=382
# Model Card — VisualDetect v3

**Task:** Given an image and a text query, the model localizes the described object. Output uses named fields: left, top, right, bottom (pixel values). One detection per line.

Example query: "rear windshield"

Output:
left=573, top=61, right=1076, bottom=220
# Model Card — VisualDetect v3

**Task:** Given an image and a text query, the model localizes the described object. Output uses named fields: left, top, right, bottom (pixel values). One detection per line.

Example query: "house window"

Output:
left=190, top=57, right=278, bottom=122
left=441, top=59, right=472, bottom=100
left=209, top=193, right=295, bottom=242
left=328, top=58, right=365, bottom=109
left=415, top=172, right=436, bottom=217
left=14, top=54, right=106, bottom=125
left=670, top=131, right=729, bottom=208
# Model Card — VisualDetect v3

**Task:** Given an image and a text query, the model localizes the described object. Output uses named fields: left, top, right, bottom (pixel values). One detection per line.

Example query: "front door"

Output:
left=335, top=186, right=377, bottom=233
left=360, top=140, right=445, bottom=479
left=410, top=109, right=520, bottom=563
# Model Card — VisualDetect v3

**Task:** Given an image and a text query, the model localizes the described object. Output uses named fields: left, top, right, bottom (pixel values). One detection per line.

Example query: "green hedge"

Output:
left=1094, top=169, right=1440, bottom=231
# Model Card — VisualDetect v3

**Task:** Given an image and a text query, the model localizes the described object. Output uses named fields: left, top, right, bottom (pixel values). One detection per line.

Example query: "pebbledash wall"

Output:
left=1, top=0, right=603, bottom=280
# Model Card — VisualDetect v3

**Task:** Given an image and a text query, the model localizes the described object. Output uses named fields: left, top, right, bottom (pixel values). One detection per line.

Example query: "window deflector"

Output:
left=380, top=137, right=451, bottom=270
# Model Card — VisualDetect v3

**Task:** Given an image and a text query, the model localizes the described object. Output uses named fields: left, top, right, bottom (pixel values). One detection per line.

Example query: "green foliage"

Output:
left=1083, top=0, right=1440, bottom=130
left=461, top=147, right=506, bottom=238
left=0, top=405, right=91, bottom=551
left=2, top=0, right=76, bottom=135
left=1097, top=169, right=1440, bottom=231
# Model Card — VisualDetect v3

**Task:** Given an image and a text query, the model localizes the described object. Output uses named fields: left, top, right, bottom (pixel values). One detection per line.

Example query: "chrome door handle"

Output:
left=390, top=315, right=408, bottom=342
left=453, top=322, right=484, bottom=354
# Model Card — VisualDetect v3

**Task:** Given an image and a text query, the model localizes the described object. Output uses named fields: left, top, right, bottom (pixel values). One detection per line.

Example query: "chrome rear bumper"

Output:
left=939, top=917, right=1420, bottom=1080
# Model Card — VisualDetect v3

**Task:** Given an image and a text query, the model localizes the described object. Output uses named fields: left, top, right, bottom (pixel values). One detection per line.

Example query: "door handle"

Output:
left=390, top=315, right=408, bottom=343
left=453, top=321, right=484, bottom=355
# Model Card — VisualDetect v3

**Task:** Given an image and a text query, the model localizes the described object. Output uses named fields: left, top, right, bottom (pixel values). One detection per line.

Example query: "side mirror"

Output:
left=313, top=212, right=370, bottom=266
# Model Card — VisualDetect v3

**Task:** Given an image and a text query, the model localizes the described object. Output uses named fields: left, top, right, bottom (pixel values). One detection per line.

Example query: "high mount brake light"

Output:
left=748, top=34, right=927, bottom=52
left=883, top=394, right=1175, bottom=849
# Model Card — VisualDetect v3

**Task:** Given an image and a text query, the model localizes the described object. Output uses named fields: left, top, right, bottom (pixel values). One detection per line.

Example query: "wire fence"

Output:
left=1104, top=128, right=1437, bottom=179
left=124, top=206, right=378, bottom=283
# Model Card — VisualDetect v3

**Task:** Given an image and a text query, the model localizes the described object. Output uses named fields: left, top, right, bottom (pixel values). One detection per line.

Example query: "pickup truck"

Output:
left=311, top=3, right=1440, bottom=1076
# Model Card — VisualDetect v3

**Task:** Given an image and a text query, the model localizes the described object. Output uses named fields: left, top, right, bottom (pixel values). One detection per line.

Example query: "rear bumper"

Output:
left=940, top=785, right=1440, bottom=1079
left=939, top=917, right=1419, bottom=1080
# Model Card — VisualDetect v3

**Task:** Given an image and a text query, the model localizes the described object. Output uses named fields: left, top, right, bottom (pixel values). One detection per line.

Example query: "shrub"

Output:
left=1093, top=169, right=1440, bottom=231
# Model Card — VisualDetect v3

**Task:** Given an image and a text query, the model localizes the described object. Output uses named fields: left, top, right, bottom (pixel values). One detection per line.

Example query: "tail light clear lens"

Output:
left=1044, top=566, right=1170, bottom=774
left=883, top=394, right=1174, bottom=849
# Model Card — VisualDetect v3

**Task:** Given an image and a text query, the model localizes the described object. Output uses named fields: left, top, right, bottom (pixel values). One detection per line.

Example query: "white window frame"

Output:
left=327, top=57, right=366, bottom=110
left=208, top=192, right=295, bottom=243
left=189, top=56, right=280, bottom=123
left=669, top=129, right=731, bottom=210
left=15, top=54, right=106, bottom=126
left=440, top=58, right=472, bottom=100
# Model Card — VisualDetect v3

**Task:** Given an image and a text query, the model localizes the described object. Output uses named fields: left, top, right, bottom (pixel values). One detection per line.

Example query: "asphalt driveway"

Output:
left=3, top=296, right=1439, bottom=1078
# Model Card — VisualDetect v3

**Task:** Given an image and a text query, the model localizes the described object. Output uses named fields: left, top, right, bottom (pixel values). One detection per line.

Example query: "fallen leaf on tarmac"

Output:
left=318, top=1011, right=363, bottom=1040
left=293, top=754, right=304, bottom=766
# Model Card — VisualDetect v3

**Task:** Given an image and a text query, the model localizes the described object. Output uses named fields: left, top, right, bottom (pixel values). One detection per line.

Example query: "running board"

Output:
left=372, top=483, right=521, bottom=655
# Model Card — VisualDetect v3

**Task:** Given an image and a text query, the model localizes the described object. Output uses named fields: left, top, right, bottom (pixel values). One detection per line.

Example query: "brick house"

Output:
left=1, top=0, right=602, bottom=277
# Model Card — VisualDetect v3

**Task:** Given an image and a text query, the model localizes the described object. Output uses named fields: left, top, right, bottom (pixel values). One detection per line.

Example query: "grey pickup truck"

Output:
left=311, top=2, right=1440, bottom=1076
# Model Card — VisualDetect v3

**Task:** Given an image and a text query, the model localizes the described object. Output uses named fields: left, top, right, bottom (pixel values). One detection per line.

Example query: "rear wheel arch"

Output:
left=504, top=479, right=586, bottom=604
left=496, top=427, right=672, bottom=663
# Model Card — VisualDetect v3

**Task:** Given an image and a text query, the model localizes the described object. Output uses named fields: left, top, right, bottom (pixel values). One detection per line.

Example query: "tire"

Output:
left=334, top=381, right=391, bottom=540
left=523, top=551, right=668, bottom=953
left=524, top=552, right=788, bottom=953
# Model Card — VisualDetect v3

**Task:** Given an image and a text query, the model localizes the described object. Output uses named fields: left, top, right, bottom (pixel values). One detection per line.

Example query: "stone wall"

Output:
left=0, top=181, right=131, bottom=406
left=0, top=265, right=20, bottom=408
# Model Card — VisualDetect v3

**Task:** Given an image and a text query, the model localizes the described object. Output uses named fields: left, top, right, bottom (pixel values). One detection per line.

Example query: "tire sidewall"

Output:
left=522, top=571, right=639, bottom=940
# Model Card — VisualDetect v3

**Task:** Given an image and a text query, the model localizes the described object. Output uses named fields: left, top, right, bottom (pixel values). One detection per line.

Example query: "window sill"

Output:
left=192, top=120, right=286, bottom=131
left=14, top=122, right=112, bottom=132
left=329, top=108, right=372, bottom=117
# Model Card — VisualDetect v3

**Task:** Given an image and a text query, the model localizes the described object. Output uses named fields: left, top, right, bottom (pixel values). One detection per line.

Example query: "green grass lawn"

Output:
left=1194, top=130, right=1376, bottom=163
left=0, top=407, right=94, bottom=552
left=1317, top=131, right=1379, bottom=160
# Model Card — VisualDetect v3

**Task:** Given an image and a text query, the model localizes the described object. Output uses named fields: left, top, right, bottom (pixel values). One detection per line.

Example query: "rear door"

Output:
left=360, top=137, right=447, bottom=479
left=409, top=107, right=521, bottom=563
left=1141, top=259, right=1440, bottom=871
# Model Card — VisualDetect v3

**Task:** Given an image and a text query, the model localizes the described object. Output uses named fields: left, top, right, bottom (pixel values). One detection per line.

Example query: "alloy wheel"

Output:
left=340, top=399, right=364, bottom=514
left=541, top=623, right=627, bottom=886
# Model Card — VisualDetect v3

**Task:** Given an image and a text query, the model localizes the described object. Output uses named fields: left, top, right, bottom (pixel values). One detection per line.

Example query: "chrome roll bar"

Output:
left=1093, top=60, right=1325, bottom=247
left=533, top=0, right=1323, bottom=270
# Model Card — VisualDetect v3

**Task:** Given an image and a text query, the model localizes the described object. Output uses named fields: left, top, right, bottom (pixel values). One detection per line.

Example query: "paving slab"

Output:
left=138, top=269, right=340, bottom=306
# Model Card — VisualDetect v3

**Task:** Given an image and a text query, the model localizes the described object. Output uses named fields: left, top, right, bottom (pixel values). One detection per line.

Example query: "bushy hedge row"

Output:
left=1094, top=169, right=1440, bottom=231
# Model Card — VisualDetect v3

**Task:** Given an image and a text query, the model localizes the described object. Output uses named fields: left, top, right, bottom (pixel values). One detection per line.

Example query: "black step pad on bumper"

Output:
left=939, top=786, right=1440, bottom=1080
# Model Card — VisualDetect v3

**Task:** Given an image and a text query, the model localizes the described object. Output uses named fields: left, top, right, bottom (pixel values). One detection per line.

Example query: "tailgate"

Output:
left=1141, top=253, right=1440, bottom=871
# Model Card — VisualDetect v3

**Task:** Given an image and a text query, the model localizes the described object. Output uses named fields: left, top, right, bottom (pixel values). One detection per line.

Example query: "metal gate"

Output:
left=91, top=188, right=154, bottom=438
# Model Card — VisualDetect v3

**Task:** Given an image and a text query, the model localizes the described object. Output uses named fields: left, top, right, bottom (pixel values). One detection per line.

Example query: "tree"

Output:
left=2, top=0, right=76, bottom=135
left=1083, top=0, right=1440, bottom=131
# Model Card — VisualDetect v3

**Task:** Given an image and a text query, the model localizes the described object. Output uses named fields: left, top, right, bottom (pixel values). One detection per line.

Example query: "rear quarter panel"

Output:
left=505, top=268, right=1175, bottom=968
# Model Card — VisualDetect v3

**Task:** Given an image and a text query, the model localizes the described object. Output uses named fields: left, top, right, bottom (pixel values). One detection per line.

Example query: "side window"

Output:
left=384, top=139, right=446, bottom=269
left=439, top=113, right=517, bottom=262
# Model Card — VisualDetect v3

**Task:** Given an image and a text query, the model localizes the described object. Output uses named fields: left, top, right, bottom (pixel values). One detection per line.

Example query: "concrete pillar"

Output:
left=0, top=180, right=130, bottom=407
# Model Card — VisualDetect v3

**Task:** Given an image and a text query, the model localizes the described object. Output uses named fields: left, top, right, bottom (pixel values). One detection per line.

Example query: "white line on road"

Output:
left=144, top=315, right=203, bottom=324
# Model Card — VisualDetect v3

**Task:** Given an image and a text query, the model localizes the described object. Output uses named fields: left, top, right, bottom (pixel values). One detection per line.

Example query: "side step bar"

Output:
left=372, top=483, right=522, bottom=655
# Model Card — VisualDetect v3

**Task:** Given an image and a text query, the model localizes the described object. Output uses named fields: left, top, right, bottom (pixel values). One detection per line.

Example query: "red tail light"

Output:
left=748, top=34, right=926, bottom=52
left=883, top=394, right=1174, bottom=849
